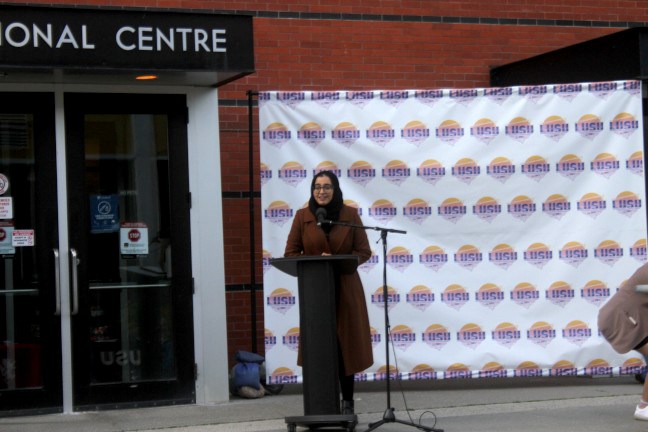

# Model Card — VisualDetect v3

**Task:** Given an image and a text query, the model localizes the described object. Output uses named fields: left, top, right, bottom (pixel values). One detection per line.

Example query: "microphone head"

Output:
left=315, top=207, right=327, bottom=225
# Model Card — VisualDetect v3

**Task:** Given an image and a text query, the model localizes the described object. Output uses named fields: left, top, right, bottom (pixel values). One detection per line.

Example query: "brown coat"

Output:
left=598, top=262, right=648, bottom=354
left=284, top=205, right=374, bottom=375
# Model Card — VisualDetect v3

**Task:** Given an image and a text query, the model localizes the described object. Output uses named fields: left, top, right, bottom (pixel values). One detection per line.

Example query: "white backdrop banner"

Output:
left=259, top=81, right=647, bottom=384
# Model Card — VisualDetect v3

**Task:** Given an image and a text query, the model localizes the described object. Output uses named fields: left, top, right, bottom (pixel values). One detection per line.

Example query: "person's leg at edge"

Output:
left=340, top=373, right=355, bottom=414
left=635, top=344, right=648, bottom=420
left=338, top=342, right=355, bottom=415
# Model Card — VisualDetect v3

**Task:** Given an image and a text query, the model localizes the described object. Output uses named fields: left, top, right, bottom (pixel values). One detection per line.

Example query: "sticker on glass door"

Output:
left=120, top=222, right=148, bottom=259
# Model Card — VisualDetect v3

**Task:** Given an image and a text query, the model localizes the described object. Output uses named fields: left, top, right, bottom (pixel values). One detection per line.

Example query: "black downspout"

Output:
left=247, top=90, right=259, bottom=353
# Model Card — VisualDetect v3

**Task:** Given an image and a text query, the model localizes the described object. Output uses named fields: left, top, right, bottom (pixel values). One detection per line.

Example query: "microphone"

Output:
left=315, top=207, right=327, bottom=226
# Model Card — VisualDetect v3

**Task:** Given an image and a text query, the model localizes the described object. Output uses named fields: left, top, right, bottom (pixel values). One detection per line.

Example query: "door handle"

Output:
left=53, top=248, right=61, bottom=316
left=70, top=248, right=79, bottom=316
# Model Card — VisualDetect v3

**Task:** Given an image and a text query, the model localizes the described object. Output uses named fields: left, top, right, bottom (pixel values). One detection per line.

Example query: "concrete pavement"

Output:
left=1, top=375, right=646, bottom=432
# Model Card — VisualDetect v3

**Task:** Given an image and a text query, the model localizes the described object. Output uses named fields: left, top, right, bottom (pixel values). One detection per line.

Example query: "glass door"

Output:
left=65, top=94, right=195, bottom=409
left=0, top=93, right=61, bottom=415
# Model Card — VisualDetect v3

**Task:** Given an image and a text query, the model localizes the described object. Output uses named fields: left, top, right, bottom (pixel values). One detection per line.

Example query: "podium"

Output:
left=271, top=255, right=359, bottom=432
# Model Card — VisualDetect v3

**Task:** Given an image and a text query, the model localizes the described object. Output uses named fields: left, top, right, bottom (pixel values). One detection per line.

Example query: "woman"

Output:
left=598, top=262, right=648, bottom=420
left=284, top=170, right=374, bottom=415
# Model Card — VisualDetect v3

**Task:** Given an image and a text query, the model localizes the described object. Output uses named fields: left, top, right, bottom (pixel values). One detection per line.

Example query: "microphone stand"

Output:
left=319, top=218, right=443, bottom=432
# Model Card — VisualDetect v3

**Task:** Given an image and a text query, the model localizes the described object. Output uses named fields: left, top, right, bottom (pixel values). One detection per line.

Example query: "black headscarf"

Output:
left=308, top=170, right=344, bottom=223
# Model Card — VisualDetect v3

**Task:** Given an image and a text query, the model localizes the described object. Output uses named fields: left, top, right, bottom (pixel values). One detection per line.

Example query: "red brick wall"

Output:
left=10, top=0, right=646, bottom=365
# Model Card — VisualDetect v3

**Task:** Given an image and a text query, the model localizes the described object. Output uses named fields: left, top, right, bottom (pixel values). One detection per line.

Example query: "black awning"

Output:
left=490, top=28, right=647, bottom=87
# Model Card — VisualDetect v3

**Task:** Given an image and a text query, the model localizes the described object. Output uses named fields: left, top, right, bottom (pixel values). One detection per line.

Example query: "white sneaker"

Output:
left=634, top=404, right=648, bottom=420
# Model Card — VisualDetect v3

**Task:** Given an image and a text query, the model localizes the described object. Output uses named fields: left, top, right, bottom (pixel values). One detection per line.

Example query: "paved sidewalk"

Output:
left=1, top=375, right=645, bottom=432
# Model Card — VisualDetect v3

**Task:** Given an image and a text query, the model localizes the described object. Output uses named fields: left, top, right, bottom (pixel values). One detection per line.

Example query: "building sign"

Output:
left=0, top=5, right=254, bottom=74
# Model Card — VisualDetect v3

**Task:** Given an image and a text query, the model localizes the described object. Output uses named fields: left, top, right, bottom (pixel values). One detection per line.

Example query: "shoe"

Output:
left=341, top=399, right=354, bottom=415
left=634, top=404, right=648, bottom=420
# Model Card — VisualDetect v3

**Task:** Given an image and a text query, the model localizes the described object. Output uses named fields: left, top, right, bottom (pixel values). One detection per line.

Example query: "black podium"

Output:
left=271, top=255, right=359, bottom=432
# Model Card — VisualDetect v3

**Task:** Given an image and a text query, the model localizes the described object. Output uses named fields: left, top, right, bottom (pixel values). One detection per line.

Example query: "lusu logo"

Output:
left=580, top=279, right=610, bottom=307
left=436, top=119, right=464, bottom=145
left=575, top=114, right=604, bottom=140
left=347, top=160, right=376, bottom=187
left=311, top=91, right=340, bottom=108
left=626, top=151, right=644, bottom=176
left=518, top=85, right=548, bottom=103
left=508, top=195, right=536, bottom=222
left=401, top=120, right=430, bottom=146
left=441, top=284, right=469, bottom=310
left=523, top=243, right=552, bottom=269
left=505, top=116, right=533, bottom=143
left=371, top=286, right=400, bottom=311
left=403, top=198, right=432, bottom=225
left=539, top=115, right=569, bottom=142
left=382, top=160, right=411, bottom=186
left=449, top=88, right=478, bottom=106
left=588, top=81, right=618, bottom=100
left=555, top=154, right=585, bottom=180
left=414, top=89, right=443, bottom=107
left=488, top=243, right=517, bottom=269
left=438, top=198, right=467, bottom=224
left=417, top=159, right=446, bottom=185
left=451, top=158, right=480, bottom=184
left=546, top=280, right=575, bottom=308
left=479, top=362, right=508, bottom=378
left=473, top=196, right=501, bottom=223
left=418, top=245, right=448, bottom=272
left=386, top=246, right=414, bottom=273
left=562, top=320, right=592, bottom=346
left=577, top=192, right=606, bottom=219
left=262, top=122, right=291, bottom=148
left=491, top=322, right=521, bottom=348
left=630, top=238, right=647, bottom=262
left=470, top=118, right=499, bottom=144
left=456, top=323, right=486, bottom=350
left=521, top=155, right=550, bottom=182
left=422, top=323, right=451, bottom=350
left=368, top=199, right=398, bottom=223
left=510, top=282, right=539, bottom=309
left=527, top=321, right=556, bottom=348
left=612, top=191, right=641, bottom=217
left=590, top=153, right=619, bottom=178
left=487, top=156, right=515, bottom=183
left=297, top=122, right=326, bottom=147
left=332, top=122, right=361, bottom=148
left=550, top=360, right=578, bottom=376
left=558, top=241, right=588, bottom=268
left=542, top=194, right=570, bottom=220
left=475, top=283, right=504, bottom=310
left=553, top=83, right=583, bottom=102
left=406, top=285, right=434, bottom=311
left=610, top=112, right=639, bottom=138
left=380, top=90, right=409, bottom=107
left=366, top=121, right=395, bottom=147
left=484, top=86, right=513, bottom=104
left=594, top=239, right=623, bottom=266
left=345, top=90, right=375, bottom=108
left=454, top=244, right=482, bottom=271
left=278, top=161, right=308, bottom=187
left=276, top=91, right=305, bottom=108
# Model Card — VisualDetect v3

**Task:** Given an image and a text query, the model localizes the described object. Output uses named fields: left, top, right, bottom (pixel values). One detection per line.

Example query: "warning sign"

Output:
left=12, top=229, right=35, bottom=247
left=0, top=197, right=13, bottom=219
left=120, top=222, right=148, bottom=258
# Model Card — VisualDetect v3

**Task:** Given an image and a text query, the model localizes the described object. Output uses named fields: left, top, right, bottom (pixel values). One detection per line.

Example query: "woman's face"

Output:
left=313, top=175, right=334, bottom=206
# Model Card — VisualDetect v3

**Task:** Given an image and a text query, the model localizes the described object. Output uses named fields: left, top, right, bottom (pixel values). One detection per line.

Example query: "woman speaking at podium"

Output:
left=284, top=170, right=374, bottom=415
